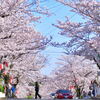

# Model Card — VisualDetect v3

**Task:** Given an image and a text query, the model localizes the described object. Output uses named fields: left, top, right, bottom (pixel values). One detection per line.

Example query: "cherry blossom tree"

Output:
left=39, top=55, right=99, bottom=98
left=0, top=0, right=49, bottom=58
left=54, top=0, right=100, bottom=68
left=52, top=55, right=98, bottom=98
left=0, top=0, right=49, bottom=71
left=0, top=0, right=49, bottom=98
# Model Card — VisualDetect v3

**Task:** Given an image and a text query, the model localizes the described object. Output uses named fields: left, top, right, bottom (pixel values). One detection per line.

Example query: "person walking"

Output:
left=34, top=81, right=41, bottom=99
left=11, top=77, right=19, bottom=98
left=91, top=80, right=98, bottom=97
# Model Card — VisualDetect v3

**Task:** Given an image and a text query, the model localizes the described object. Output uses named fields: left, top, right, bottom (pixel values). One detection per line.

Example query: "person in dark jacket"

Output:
left=34, top=81, right=41, bottom=99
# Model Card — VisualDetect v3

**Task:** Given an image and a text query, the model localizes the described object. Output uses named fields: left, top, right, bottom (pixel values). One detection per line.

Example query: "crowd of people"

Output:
left=0, top=74, right=19, bottom=98
left=5, top=77, right=19, bottom=98
left=82, top=80, right=99, bottom=99
left=0, top=61, right=19, bottom=98
left=0, top=61, right=99, bottom=99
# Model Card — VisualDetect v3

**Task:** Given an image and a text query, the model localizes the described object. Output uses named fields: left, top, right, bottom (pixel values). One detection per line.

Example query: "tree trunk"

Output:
left=75, top=86, right=84, bottom=99
left=93, top=57, right=100, bottom=69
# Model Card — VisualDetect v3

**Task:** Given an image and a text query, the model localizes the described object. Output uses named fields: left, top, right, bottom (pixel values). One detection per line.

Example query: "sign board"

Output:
left=0, top=92, right=5, bottom=98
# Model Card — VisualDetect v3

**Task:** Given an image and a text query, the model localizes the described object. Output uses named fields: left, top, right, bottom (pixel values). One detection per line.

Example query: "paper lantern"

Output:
left=69, top=86, right=75, bottom=89
left=3, top=61, right=8, bottom=67
left=0, top=64, right=3, bottom=70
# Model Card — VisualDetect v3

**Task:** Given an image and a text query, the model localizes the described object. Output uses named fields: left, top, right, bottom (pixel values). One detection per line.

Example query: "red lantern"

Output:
left=0, top=64, right=3, bottom=70
left=3, top=61, right=8, bottom=67
left=69, top=86, right=75, bottom=89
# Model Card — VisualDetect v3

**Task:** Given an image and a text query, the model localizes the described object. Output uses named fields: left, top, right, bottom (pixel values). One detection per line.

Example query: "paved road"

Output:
left=1, top=98, right=100, bottom=100
left=0, top=99, right=90, bottom=100
left=0, top=98, right=100, bottom=100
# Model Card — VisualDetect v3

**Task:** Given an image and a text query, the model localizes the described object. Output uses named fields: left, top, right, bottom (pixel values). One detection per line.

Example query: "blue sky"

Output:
left=35, top=0, right=84, bottom=75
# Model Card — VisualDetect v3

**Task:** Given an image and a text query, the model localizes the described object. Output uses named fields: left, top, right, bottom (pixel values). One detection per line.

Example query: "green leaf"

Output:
left=27, top=96, right=33, bottom=99
left=0, top=85, right=4, bottom=92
